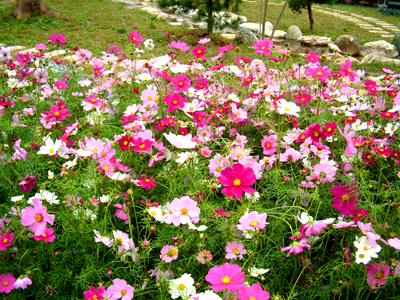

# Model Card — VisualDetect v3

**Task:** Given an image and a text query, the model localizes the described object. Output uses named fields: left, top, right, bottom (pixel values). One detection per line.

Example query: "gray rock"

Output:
left=240, top=22, right=261, bottom=33
left=182, top=19, right=194, bottom=28
left=300, top=36, right=332, bottom=46
left=335, top=35, right=360, bottom=55
left=235, top=29, right=259, bottom=44
left=328, top=43, right=342, bottom=53
left=360, top=40, right=399, bottom=58
left=393, top=32, right=400, bottom=53
left=157, top=13, right=171, bottom=21
left=286, top=25, right=302, bottom=41
left=265, top=30, right=286, bottom=38
left=361, top=54, right=400, bottom=66
left=264, top=21, right=273, bottom=33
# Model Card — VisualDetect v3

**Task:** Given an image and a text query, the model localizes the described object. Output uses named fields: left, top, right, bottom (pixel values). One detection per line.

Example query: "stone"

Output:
left=360, top=40, right=399, bottom=58
left=240, top=22, right=261, bottom=33
left=264, top=21, right=273, bottom=33
left=393, top=32, right=400, bottom=53
left=335, top=35, right=361, bottom=56
left=140, top=6, right=161, bottom=15
left=221, top=34, right=236, bottom=40
left=16, top=48, right=40, bottom=55
left=335, top=55, right=360, bottom=65
left=182, top=18, right=194, bottom=28
left=43, top=50, right=67, bottom=59
left=361, top=54, right=400, bottom=66
left=235, top=29, right=259, bottom=44
left=225, top=27, right=237, bottom=34
left=286, top=25, right=302, bottom=41
left=300, top=36, right=332, bottom=46
left=328, top=43, right=342, bottom=53
left=157, top=13, right=171, bottom=21
left=265, top=30, right=286, bottom=38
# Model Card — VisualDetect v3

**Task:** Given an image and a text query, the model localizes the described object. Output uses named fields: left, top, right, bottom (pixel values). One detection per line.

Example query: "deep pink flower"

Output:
left=237, top=283, right=270, bottom=300
left=137, top=175, right=157, bottom=190
left=168, top=40, right=190, bottom=52
left=19, top=174, right=37, bottom=192
left=160, top=245, right=178, bottom=263
left=365, top=262, right=390, bottom=287
left=339, top=59, right=358, bottom=82
left=107, top=278, right=135, bottom=300
left=307, top=65, right=331, bottom=81
left=16, top=52, right=31, bottom=66
left=0, top=273, right=16, bottom=293
left=331, top=185, right=359, bottom=215
left=54, top=80, right=68, bottom=90
left=218, top=163, right=256, bottom=199
left=253, top=39, right=273, bottom=56
left=193, top=111, right=208, bottom=127
left=323, top=122, right=337, bottom=137
left=48, top=33, right=67, bottom=45
left=171, top=74, right=191, bottom=92
left=261, top=135, right=278, bottom=155
left=164, top=93, right=187, bottom=113
left=281, top=239, right=311, bottom=257
left=43, top=105, right=72, bottom=121
left=130, top=138, right=153, bottom=152
left=33, top=227, right=56, bottom=243
left=129, top=30, right=143, bottom=46
left=191, top=45, right=206, bottom=58
left=20, top=198, right=55, bottom=236
left=306, top=52, right=319, bottom=63
left=84, top=285, right=105, bottom=300
left=0, top=232, right=13, bottom=251
left=300, top=220, right=327, bottom=237
left=205, top=262, right=245, bottom=293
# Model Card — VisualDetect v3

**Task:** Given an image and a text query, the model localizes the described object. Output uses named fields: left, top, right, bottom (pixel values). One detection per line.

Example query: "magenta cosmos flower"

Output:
left=137, top=175, right=157, bottom=190
left=205, top=262, right=245, bottom=293
left=167, top=196, right=200, bottom=226
left=218, top=163, right=256, bottom=199
left=164, top=93, right=187, bottom=113
left=253, top=39, right=273, bottom=56
left=171, top=74, right=191, bottom=92
left=237, top=283, right=270, bottom=300
left=281, top=239, right=311, bottom=257
left=107, top=278, right=135, bottom=300
left=21, top=198, right=55, bottom=236
left=48, top=33, right=67, bottom=45
left=0, top=273, right=16, bottom=293
left=54, top=80, right=68, bottom=90
left=365, top=262, right=390, bottom=287
left=160, top=245, right=178, bottom=263
left=33, top=227, right=56, bottom=243
left=129, top=30, right=143, bottom=46
left=331, top=184, right=359, bottom=215
left=19, top=174, right=37, bottom=192
left=84, top=285, right=105, bottom=300
left=0, top=232, right=13, bottom=251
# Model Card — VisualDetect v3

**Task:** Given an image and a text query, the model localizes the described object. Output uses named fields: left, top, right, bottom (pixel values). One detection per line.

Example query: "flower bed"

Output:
left=0, top=31, right=400, bottom=299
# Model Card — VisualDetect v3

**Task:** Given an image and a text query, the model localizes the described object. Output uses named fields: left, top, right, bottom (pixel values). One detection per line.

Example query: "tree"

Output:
left=288, top=0, right=333, bottom=30
left=14, top=0, right=70, bottom=20
left=157, top=0, right=242, bottom=33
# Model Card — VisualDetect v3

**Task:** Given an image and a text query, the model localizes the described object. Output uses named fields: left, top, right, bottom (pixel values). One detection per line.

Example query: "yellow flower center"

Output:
left=284, top=107, right=290, bottom=111
left=49, top=148, right=54, bottom=154
left=251, top=221, right=258, bottom=227
left=104, top=166, right=109, bottom=171
left=221, top=276, right=231, bottom=284
left=363, top=246, right=368, bottom=251
left=249, top=297, right=257, bottom=300
left=92, top=296, right=98, bottom=300
left=42, top=234, right=47, bottom=238
left=3, top=281, right=8, bottom=287
left=139, top=143, right=145, bottom=149
left=342, top=195, right=349, bottom=202
left=147, top=96, right=152, bottom=100
left=170, top=248, right=177, bottom=256
left=121, top=289, right=127, bottom=296
left=117, top=237, right=123, bottom=243
left=151, top=211, right=157, bottom=216
left=181, top=208, right=188, bottom=215
left=3, top=238, right=8, bottom=243
left=233, top=179, right=241, bottom=186
left=178, top=283, right=185, bottom=290
left=179, top=82, right=184, bottom=87
left=173, top=100, right=178, bottom=105
left=35, top=215, right=42, bottom=222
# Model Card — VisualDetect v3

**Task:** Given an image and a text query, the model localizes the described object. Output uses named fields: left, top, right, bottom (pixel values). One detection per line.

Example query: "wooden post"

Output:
left=271, top=0, right=289, bottom=38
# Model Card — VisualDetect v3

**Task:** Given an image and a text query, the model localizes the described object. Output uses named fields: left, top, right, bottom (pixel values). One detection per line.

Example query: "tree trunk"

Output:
left=306, top=0, right=314, bottom=31
left=206, top=0, right=214, bottom=33
left=14, top=0, right=71, bottom=21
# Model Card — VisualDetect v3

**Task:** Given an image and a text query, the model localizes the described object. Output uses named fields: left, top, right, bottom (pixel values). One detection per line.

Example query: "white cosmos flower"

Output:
left=163, top=132, right=197, bottom=149
left=353, top=236, right=381, bottom=264
left=169, top=273, right=196, bottom=299
left=188, top=223, right=207, bottom=231
left=37, top=138, right=63, bottom=156
left=148, top=207, right=164, bottom=222
left=100, top=195, right=110, bottom=203
left=249, top=266, right=270, bottom=277
left=48, top=171, right=54, bottom=179
left=277, top=99, right=300, bottom=117
left=10, top=195, right=24, bottom=202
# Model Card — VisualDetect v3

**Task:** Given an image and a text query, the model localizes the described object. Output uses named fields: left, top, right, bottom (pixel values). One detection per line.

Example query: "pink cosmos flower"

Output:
left=171, top=73, right=191, bottom=92
left=253, top=39, right=274, bottom=56
left=197, top=250, right=212, bottom=264
left=237, top=211, right=268, bottom=231
left=218, top=163, right=256, bottom=199
left=331, top=185, right=359, bottom=215
left=164, top=93, right=187, bottom=113
left=191, top=45, right=206, bottom=58
left=237, top=283, right=270, bottom=300
left=93, top=230, right=113, bottom=247
left=98, top=159, right=115, bottom=177
left=21, top=198, right=55, bottom=236
left=0, top=273, right=16, bottom=293
left=281, top=239, right=311, bottom=257
left=279, top=148, right=301, bottom=163
left=339, top=59, right=358, bottom=82
left=12, top=139, right=28, bottom=161
left=163, top=132, right=197, bottom=149
left=307, top=65, right=331, bottom=81
left=226, top=241, right=247, bottom=260
left=357, top=221, right=381, bottom=247
left=137, top=175, right=157, bottom=190
left=261, top=135, right=278, bottom=155
left=114, top=203, right=130, bottom=224
left=160, top=245, right=178, bottom=263
left=300, top=220, right=327, bottom=237
left=129, top=30, right=143, bottom=45
left=84, top=285, right=105, bottom=300
left=35, top=43, right=46, bottom=51
left=16, top=52, right=31, bottom=66
left=43, top=105, right=72, bottom=121
left=333, top=221, right=356, bottom=229
left=54, top=80, right=68, bottom=90
left=200, top=147, right=212, bottom=158
left=14, top=275, right=32, bottom=289
left=168, top=40, right=190, bottom=52
left=365, top=262, right=390, bottom=287
left=131, top=138, right=153, bottom=152
left=0, top=232, right=13, bottom=251
left=113, top=230, right=130, bottom=251
left=388, top=238, right=400, bottom=250
left=338, top=124, right=357, bottom=157
left=167, top=196, right=201, bottom=226
left=199, top=38, right=211, bottom=44
left=310, top=163, right=336, bottom=184
left=107, top=278, right=135, bottom=300
left=48, top=33, right=67, bottom=45
left=33, top=227, right=56, bottom=243
left=205, top=262, right=245, bottom=293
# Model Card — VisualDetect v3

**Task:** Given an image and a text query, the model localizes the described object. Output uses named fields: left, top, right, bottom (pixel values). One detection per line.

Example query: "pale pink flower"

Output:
left=93, top=230, right=112, bottom=247
left=107, top=278, right=135, bottom=300
left=113, top=230, right=130, bottom=251
left=160, top=245, right=178, bottom=263
left=279, top=148, right=301, bottom=163
left=237, top=211, right=268, bottom=231
left=167, top=196, right=201, bottom=226
left=226, top=241, right=247, bottom=260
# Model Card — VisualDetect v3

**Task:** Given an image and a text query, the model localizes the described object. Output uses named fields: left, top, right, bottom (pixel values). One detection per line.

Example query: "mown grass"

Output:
left=239, top=1, right=398, bottom=44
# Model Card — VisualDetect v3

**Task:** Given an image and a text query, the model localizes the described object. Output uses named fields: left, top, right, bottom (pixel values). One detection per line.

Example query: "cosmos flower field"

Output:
left=0, top=31, right=400, bottom=299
